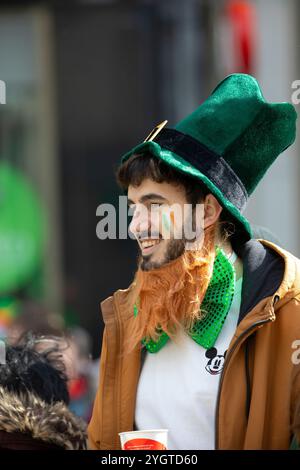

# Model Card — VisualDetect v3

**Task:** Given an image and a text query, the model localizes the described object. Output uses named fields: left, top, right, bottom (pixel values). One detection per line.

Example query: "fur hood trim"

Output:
left=0, top=386, right=87, bottom=450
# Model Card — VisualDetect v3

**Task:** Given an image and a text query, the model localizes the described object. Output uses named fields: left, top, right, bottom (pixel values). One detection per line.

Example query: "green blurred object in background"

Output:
left=0, top=161, right=44, bottom=295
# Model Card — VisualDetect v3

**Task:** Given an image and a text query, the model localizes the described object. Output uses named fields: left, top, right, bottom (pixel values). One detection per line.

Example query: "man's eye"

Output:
left=150, top=203, right=163, bottom=210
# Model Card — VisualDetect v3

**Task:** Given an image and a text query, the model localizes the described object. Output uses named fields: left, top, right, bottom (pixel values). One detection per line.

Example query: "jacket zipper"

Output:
left=214, top=294, right=280, bottom=449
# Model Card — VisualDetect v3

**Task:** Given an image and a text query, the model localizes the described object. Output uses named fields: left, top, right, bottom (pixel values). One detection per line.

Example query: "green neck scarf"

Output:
left=133, top=246, right=237, bottom=352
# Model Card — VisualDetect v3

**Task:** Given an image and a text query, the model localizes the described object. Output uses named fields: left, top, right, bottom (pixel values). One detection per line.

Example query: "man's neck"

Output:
left=218, top=239, right=243, bottom=282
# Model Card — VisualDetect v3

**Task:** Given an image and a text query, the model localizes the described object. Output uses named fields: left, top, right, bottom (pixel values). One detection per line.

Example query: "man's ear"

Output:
left=203, top=194, right=223, bottom=229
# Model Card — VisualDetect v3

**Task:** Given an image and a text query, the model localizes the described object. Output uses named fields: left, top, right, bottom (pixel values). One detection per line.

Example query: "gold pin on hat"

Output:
left=143, top=120, right=168, bottom=142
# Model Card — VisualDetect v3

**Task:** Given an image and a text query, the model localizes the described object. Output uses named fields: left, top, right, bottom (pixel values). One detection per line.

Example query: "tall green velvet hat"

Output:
left=121, top=74, right=297, bottom=240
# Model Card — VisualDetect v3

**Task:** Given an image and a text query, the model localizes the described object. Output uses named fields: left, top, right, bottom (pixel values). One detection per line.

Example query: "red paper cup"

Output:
left=119, top=429, right=168, bottom=450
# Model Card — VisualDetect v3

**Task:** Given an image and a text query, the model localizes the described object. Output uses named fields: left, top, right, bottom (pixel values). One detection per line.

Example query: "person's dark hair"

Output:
left=0, top=334, right=69, bottom=405
left=117, top=152, right=210, bottom=202
left=117, top=152, right=236, bottom=241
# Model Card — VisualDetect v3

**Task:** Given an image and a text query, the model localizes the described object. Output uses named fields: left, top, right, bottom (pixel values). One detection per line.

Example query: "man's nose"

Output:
left=129, top=204, right=150, bottom=236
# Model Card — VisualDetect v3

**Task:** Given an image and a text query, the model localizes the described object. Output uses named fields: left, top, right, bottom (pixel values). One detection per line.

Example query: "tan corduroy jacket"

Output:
left=88, top=239, right=300, bottom=449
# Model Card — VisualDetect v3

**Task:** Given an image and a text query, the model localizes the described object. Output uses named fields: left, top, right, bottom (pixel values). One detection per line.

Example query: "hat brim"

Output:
left=121, top=141, right=253, bottom=241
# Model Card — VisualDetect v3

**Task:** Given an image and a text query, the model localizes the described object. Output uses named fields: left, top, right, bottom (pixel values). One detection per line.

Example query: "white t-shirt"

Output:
left=135, top=252, right=243, bottom=450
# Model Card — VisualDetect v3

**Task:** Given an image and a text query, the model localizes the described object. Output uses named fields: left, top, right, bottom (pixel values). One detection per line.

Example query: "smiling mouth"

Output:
left=139, top=238, right=161, bottom=255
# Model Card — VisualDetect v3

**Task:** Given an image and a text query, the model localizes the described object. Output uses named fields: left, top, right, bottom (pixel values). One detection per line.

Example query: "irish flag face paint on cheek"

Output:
left=162, top=213, right=170, bottom=231
left=161, top=210, right=175, bottom=239
left=170, top=210, right=175, bottom=226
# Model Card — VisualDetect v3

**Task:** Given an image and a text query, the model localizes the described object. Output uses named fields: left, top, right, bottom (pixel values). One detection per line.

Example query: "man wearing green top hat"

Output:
left=89, top=73, right=300, bottom=449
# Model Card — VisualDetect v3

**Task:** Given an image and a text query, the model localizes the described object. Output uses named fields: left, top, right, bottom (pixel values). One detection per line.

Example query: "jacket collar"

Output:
left=233, top=238, right=299, bottom=324
left=234, top=238, right=284, bottom=324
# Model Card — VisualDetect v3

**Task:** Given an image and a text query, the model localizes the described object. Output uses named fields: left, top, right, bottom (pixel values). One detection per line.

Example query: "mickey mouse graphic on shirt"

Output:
left=205, top=348, right=227, bottom=375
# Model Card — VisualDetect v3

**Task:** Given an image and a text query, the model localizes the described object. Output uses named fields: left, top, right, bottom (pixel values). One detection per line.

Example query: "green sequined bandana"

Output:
left=133, top=246, right=236, bottom=352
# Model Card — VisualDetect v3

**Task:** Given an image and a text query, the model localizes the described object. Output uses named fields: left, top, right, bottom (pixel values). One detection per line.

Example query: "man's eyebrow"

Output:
left=127, top=194, right=168, bottom=206
left=139, top=193, right=168, bottom=204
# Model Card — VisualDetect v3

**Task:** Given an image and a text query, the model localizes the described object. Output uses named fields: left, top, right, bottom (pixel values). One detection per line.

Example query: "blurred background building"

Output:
left=0, top=0, right=299, bottom=357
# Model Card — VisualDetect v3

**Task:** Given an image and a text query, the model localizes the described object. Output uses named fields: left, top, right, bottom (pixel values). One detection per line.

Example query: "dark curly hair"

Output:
left=0, top=333, right=69, bottom=405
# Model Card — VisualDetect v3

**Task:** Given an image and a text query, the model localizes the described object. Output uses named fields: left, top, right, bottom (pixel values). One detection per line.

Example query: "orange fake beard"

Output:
left=124, top=224, right=217, bottom=354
